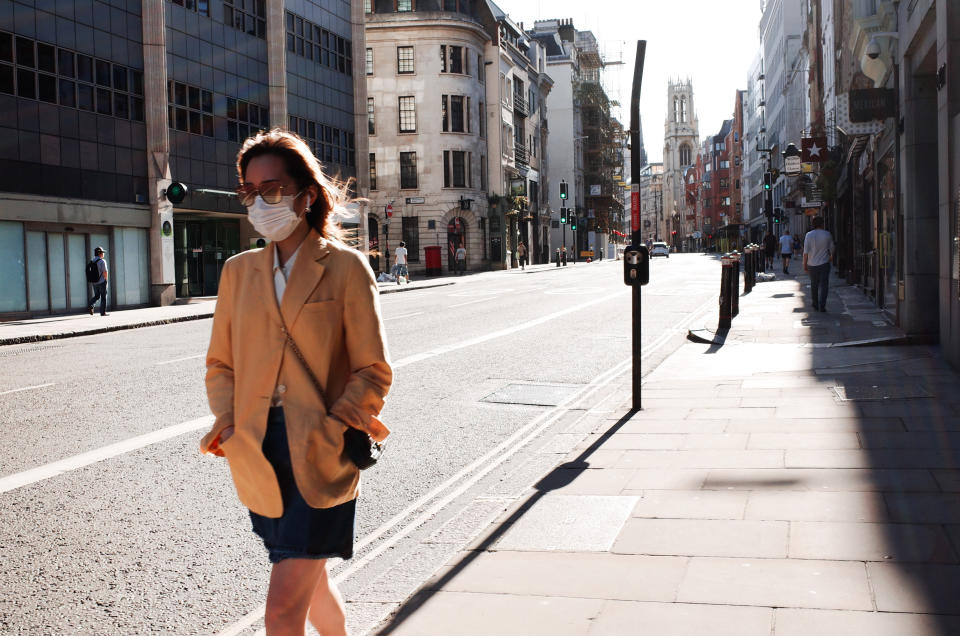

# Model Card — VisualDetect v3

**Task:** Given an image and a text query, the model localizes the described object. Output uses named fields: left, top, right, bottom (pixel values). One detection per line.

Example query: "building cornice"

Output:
left=365, top=13, right=491, bottom=44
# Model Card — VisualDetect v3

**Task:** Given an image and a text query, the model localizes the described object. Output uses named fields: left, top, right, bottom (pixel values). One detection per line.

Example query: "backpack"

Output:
left=85, top=258, right=102, bottom=283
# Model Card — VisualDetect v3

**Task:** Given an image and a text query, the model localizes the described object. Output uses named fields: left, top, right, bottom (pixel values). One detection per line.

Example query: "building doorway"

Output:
left=174, top=219, right=241, bottom=297
left=447, top=217, right=466, bottom=271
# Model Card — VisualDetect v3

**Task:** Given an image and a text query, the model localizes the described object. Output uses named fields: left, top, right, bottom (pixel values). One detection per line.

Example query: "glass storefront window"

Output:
left=0, top=221, right=26, bottom=312
left=26, top=231, right=48, bottom=311
left=67, top=233, right=87, bottom=309
left=47, top=233, right=67, bottom=310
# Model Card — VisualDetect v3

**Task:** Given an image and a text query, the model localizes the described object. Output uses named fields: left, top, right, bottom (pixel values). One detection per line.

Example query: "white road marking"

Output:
left=382, top=311, right=423, bottom=321
left=155, top=354, right=205, bottom=366
left=392, top=291, right=628, bottom=369
left=448, top=297, right=494, bottom=308
left=0, top=415, right=214, bottom=494
left=218, top=295, right=719, bottom=636
left=0, top=383, right=55, bottom=396
left=220, top=356, right=635, bottom=636
left=447, top=288, right=511, bottom=298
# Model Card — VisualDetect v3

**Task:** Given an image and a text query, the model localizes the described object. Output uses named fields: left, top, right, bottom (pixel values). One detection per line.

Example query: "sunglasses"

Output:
left=236, top=182, right=304, bottom=207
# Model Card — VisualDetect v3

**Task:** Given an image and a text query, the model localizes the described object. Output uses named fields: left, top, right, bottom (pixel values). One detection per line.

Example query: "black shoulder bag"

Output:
left=284, top=331, right=383, bottom=470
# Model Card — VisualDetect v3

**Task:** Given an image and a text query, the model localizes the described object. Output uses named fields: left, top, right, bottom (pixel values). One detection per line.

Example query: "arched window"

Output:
left=673, top=97, right=680, bottom=123
left=679, top=143, right=691, bottom=166
left=680, top=96, right=688, bottom=123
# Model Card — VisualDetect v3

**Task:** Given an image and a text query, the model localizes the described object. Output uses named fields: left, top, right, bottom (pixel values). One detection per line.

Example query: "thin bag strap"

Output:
left=284, top=329, right=327, bottom=405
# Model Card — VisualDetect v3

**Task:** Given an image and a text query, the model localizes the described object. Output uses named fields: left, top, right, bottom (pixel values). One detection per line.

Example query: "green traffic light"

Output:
left=166, top=181, right=188, bottom=204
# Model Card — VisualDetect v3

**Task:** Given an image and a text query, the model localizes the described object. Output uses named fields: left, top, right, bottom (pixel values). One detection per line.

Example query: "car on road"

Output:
left=650, top=242, right=670, bottom=258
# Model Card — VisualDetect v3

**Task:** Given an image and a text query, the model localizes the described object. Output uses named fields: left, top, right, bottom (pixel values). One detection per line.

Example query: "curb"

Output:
left=378, top=281, right=456, bottom=295
left=686, top=326, right=915, bottom=349
left=0, top=311, right=215, bottom=346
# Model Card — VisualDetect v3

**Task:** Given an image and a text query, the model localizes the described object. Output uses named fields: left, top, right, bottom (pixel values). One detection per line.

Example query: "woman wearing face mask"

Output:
left=200, top=129, right=392, bottom=636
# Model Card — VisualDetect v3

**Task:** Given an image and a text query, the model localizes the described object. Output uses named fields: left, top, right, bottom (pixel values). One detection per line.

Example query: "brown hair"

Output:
left=236, top=128, right=353, bottom=240
left=812, top=216, right=824, bottom=228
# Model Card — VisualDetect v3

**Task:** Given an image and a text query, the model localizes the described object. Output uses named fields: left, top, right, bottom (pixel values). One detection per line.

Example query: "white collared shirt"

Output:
left=272, top=242, right=301, bottom=406
left=273, top=242, right=301, bottom=306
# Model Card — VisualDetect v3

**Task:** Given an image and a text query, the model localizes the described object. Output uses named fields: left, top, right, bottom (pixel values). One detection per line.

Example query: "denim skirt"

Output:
left=249, top=407, right=357, bottom=564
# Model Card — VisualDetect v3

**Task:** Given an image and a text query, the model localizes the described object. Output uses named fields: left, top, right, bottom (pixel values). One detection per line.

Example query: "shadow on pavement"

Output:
left=374, top=408, right=640, bottom=635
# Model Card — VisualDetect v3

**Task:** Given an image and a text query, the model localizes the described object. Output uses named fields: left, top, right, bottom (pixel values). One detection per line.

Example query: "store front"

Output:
left=173, top=217, right=242, bottom=298
left=0, top=220, right=149, bottom=318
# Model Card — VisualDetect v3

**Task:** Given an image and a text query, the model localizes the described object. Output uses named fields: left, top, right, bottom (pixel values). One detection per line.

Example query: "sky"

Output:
left=495, top=0, right=765, bottom=164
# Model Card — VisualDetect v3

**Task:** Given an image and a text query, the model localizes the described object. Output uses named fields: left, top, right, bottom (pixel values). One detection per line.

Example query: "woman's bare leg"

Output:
left=264, top=558, right=326, bottom=636
left=307, top=562, right=347, bottom=636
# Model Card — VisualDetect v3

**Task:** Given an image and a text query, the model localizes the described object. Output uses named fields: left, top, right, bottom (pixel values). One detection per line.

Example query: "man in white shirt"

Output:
left=455, top=245, right=466, bottom=275
left=394, top=241, right=409, bottom=285
left=803, top=216, right=835, bottom=312
left=779, top=231, right=794, bottom=274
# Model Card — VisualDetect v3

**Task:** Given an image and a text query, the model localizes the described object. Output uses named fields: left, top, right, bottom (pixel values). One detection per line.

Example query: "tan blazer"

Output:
left=200, top=231, right=392, bottom=518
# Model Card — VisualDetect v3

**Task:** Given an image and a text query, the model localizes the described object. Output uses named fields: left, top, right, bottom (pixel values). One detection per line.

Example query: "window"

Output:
left=735, top=179, right=741, bottom=189
left=369, top=153, right=377, bottom=190
left=367, top=98, right=375, bottom=135
left=477, top=54, right=483, bottom=81
left=170, top=0, right=210, bottom=16
left=400, top=152, right=417, bottom=189
left=479, top=158, right=486, bottom=190
left=224, top=0, right=266, bottom=39
left=169, top=80, right=214, bottom=137
left=398, top=96, right=416, bottom=132
left=402, top=217, right=419, bottom=262
left=226, top=95, right=267, bottom=142
left=443, top=150, right=470, bottom=188
left=364, top=0, right=372, bottom=12
left=397, top=0, right=413, bottom=11
left=719, top=160, right=730, bottom=169
left=287, top=116, right=354, bottom=167
left=366, top=48, right=373, bottom=75
left=440, top=45, right=446, bottom=72
left=478, top=101, right=484, bottom=137
left=450, top=95, right=464, bottom=132
left=286, top=12, right=352, bottom=76
left=734, top=155, right=741, bottom=166
left=722, top=197, right=731, bottom=206
left=397, top=46, right=414, bottom=74
left=449, top=46, right=463, bottom=74
left=0, top=32, right=143, bottom=120
left=679, top=144, right=691, bottom=166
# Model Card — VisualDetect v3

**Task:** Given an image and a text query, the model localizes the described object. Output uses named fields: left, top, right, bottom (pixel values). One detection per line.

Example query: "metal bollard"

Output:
left=743, top=246, right=753, bottom=294
left=556, top=248, right=561, bottom=267
left=719, top=254, right=733, bottom=329
left=730, top=251, right=741, bottom=318
left=562, top=249, right=567, bottom=266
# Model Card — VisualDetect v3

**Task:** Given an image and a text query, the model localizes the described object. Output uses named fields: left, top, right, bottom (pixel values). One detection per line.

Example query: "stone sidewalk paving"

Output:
left=371, top=271, right=960, bottom=635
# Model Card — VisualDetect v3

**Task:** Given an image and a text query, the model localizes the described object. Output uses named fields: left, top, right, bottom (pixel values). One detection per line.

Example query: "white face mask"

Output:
left=247, top=194, right=311, bottom=242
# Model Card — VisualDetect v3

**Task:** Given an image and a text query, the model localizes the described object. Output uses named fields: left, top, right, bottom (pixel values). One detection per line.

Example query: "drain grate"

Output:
left=832, top=383, right=932, bottom=401
left=481, top=383, right=582, bottom=407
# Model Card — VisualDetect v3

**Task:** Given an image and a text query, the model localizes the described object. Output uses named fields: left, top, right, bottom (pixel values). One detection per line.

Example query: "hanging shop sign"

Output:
left=849, top=88, right=895, bottom=123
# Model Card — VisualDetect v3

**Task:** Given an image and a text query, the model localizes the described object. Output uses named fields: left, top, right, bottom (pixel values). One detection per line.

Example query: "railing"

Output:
left=513, top=94, right=527, bottom=117
left=514, top=142, right=529, bottom=166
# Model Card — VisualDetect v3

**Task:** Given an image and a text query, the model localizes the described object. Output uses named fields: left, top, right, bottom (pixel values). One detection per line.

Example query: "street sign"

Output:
left=405, top=197, right=424, bottom=204
left=631, top=184, right=640, bottom=233
left=784, top=155, right=802, bottom=176
left=801, top=137, right=827, bottom=163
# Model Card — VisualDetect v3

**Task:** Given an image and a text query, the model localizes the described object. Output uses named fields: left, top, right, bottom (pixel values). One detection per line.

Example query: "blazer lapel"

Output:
left=279, top=231, right=330, bottom=328
left=253, top=243, right=284, bottom=327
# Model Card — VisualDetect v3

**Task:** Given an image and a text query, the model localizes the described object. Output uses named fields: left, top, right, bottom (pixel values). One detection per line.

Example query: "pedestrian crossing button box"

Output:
left=623, top=245, right=649, bottom=286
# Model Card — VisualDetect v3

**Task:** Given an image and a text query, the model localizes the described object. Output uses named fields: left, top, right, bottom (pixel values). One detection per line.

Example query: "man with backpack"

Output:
left=86, top=247, right=108, bottom=316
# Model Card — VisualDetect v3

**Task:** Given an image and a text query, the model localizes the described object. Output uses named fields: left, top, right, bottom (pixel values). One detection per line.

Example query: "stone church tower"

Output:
left=662, top=80, right=699, bottom=245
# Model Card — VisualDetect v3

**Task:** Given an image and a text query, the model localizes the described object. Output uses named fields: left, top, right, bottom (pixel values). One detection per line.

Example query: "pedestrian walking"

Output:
left=763, top=231, right=777, bottom=270
left=86, top=247, right=108, bottom=316
left=394, top=241, right=409, bottom=285
left=516, top=241, right=527, bottom=270
left=201, top=129, right=392, bottom=636
left=455, top=244, right=466, bottom=275
left=803, top=216, right=835, bottom=312
left=779, top=231, right=794, bottom=274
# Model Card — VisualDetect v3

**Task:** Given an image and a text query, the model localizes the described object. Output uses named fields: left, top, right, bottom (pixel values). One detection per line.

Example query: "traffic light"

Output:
left=773, top=208, right=782, bottom=223
left=559, top=207, right=567, bottom=224
left=570, top=216, right=577, bottom=231
left=762, top=172, right=772, bottom=191
left=559, top=180, right=568, bottom=201
left=165, top=181, right=188, bottom=204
